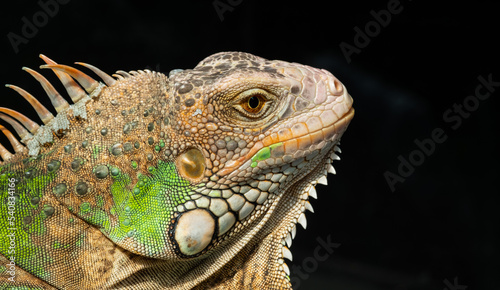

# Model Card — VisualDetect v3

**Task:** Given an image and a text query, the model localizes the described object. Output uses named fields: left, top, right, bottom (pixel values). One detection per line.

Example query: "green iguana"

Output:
left=0, top=52, right=354, bottom=289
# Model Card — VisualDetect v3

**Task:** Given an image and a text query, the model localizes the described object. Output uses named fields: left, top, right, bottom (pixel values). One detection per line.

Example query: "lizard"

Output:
left=0, top=51, right=354, bottom=289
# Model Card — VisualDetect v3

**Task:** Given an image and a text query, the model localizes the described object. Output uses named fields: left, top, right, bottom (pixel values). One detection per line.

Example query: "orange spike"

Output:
left=40, top=64, right=99, bottom=94
left=5, top=84, right=54, bottom=124
left=75, top=62, right=116, bottom=86
left=0, top=113, right=32, bottom=141
left=0, top=107, right=40, bottom=134
left=0, top=139, right=14, bottom=161
left=0, top=122, right=26, bottom=153
left=40, top=54, right=87, bottom=103
left=23, top=67, right=70, bottom=113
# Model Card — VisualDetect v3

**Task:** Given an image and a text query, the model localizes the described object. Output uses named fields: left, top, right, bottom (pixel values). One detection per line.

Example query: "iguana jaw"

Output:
left=268, top=108, right=354, bottom=281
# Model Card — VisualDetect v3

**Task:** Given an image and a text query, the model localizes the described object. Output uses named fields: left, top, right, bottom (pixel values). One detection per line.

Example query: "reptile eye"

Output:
left=241, top=94, right=266, bottom=113
left=229, top=88, right=277, bottom=123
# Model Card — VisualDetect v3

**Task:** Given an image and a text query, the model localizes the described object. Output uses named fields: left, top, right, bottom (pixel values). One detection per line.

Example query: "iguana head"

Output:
left=163, top=52, right=354, bottom=287
left=0, top=52, right=353, bottom=288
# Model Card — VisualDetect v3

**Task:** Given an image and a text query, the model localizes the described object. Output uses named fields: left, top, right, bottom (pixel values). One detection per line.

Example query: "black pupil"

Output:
left=248, top=96, right=260, bottom=109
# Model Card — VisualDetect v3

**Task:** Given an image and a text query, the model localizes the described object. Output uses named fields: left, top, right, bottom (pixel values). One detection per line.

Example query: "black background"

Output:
left=1, top=0, right=499, bottom=289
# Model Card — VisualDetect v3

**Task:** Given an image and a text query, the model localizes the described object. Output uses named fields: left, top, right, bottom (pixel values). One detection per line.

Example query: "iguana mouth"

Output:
left=275, top=106, right=354, bottom=155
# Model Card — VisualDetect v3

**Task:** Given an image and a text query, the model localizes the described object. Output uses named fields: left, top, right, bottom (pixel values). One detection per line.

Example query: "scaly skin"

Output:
left=0, top=52, right=354, bottom=289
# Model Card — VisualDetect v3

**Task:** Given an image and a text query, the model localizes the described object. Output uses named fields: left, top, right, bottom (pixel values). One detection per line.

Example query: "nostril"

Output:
left=328, top=77, right=344, bottom=96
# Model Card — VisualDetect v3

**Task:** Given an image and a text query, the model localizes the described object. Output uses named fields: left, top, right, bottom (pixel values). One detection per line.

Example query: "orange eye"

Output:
left=241, top=94, right=266, bottom=113
left=231, top=89, right=276, bottom=122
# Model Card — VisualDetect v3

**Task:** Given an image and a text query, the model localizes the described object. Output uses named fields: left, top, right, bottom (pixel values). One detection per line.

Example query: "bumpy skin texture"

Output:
left=0, top=52, right=354, bottom=289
